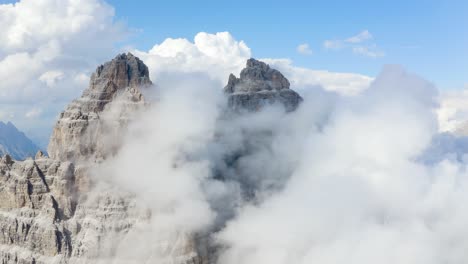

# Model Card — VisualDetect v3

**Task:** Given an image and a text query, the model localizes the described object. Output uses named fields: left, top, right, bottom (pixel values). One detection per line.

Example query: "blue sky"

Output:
left=102, top=0, right=468, bottom=90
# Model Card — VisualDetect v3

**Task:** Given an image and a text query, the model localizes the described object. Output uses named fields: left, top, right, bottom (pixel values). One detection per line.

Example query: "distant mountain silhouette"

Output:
left=0, top=121, right=40, bottom=160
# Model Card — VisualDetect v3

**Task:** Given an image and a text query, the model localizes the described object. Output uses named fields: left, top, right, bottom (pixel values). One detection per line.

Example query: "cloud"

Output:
left=323, top=40, right=343, bottom=50
left=353, top=46, right=385, bottom=58
left=94, top=70, right=224, bottom=262
left=39, top=70, right=64, bottom=87
left=345, top=30, right=373, bottom=43
left=0, top=0, right=125, bottom=54
left=324, top=30, right=384, bottom=58
left=0, top=0, right=128, bottom=144
left=437, top=88, right=468, bottom=132
left=84, top=58, right=468, bottom=264
left=263, top=58, right=373, bottom=95
left=133, top=32, right=251, bottom=85
left=296, top=43, right=313, bottom=55
left=133, top=32, right=373, bottom=97
left=25, top=108, right=43, bottom=118
left=215, top=67, right=468, bottom=264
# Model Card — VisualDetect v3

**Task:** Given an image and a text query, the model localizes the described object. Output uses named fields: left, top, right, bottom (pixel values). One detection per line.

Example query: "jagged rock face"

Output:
left=0, top=153, right=150, bottom=264
left=224, top=58, right=302, bottom=112
left=48, top=53, right=152, bottom=162
left=0, top=154, right=76, bottom=263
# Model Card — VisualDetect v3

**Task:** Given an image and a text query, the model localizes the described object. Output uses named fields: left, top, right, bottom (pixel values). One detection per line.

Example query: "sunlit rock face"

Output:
left=48, top=53, right=152, bottom=163
left=224, top=58, right=302, bottom=112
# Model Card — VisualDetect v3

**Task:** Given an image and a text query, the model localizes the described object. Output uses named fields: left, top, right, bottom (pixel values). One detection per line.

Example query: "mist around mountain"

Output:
left=0, top=121, right=41, bottom=160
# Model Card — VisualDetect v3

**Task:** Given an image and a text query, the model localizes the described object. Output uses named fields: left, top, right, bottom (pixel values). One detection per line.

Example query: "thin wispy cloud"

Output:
left=296, top=43, right=313, bottom=55
left=323, top=29, right=385, bottom=58
left=345, top=30, right=373, bottom=43
left=352, top=46, right=385, bottom=58
left=323, top=40, right=343, bottom=50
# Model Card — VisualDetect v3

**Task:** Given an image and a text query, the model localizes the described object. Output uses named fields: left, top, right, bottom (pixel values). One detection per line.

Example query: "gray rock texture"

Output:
left=224, top=58, right=302, bottom=112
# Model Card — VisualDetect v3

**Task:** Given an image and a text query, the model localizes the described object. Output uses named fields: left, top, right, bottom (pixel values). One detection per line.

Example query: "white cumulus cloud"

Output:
left=134, top=32, right=251, bottom=85
left=437, top=88, right=468, bottom=132
left=133, top=32, right=373, bottom=96
left=0, top=0, right=128, bottom=144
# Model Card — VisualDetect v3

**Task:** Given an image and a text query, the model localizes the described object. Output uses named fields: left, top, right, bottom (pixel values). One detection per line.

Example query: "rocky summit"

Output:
left=48, top=53, right=152, bottom=163
left=0, top=54, right=302, bottom=264
left=224, top=58, right=303, bottom=112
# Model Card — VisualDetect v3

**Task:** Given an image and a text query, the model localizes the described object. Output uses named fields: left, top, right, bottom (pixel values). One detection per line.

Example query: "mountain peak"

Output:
left=0, top=121, right=40, bottom=160
left=0, top=121, right=16, bottom=129
left=92, top=52, right=151, bottom=88
left=85, top=53, right=152, bottom=103
left=225, top=58, right=290, bottom=94
left=48, top=53, right=152, bottom=161
left=224, top=58, right=302, bottom=112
